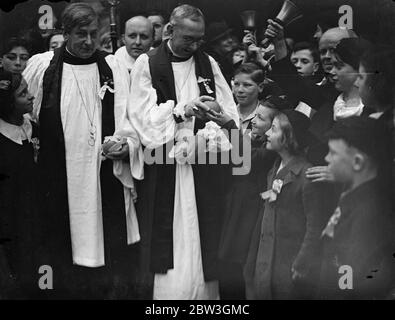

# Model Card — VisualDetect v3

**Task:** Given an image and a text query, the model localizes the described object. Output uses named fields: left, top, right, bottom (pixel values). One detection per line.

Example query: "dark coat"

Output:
left=269, top=57, right=338, bottom=110
left=308, top=98, right=374, bottom=166
left=319, top=179, right=395, bottom=299
left=218, top=124, right=276, bottom=265
left=244, top=156, right=330, bottom=299
left=0, top=126, right=39, bottom=297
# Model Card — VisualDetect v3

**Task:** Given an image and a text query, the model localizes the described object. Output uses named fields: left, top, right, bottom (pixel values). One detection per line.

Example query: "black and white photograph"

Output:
left=0, top=0, right=395, bottom=307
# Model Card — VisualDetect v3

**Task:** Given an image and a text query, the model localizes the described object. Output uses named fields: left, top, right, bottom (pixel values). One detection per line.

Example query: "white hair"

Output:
left=169, top=4, right=204, bottom=26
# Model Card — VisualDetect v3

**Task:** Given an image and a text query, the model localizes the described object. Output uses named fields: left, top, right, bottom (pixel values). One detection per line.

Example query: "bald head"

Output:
left=124, top=16, right=154, bottom=59
left=319, top=27, right=358, bottom=74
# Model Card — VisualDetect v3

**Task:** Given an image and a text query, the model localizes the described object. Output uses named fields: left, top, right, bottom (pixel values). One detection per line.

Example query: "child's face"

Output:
left=232, top=49, right=246, bottom=64
left=265, top=117, right=283, bottom=152
left=13, top=79, right=34, bottom=115
left=290, top=49, right=318, bottom=77
left=331, top=56, right=358, bottom=93
left=1, top=46, right=30, bottom=74
left=325, top=139, right=355, bottom=186
left=232, top=72, right=262, bottom=107
left=251, top=105, right=273, bottom=138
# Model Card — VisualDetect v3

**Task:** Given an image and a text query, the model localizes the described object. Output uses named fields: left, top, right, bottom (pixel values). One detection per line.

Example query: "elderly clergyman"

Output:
left=23, top=2, right=143, bottom=298
left=115, top=15, right=154, bottom=73
left=128, top=4, right=239, bottom=299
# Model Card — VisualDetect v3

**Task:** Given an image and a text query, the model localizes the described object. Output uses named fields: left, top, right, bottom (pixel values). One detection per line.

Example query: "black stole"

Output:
left=138, top=40, right=225, bottom=281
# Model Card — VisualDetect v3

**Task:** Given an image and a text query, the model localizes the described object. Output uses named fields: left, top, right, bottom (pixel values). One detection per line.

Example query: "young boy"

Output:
left=290, top=41, right=320, bottom=78
left=320, top=116, right=395, bottom=299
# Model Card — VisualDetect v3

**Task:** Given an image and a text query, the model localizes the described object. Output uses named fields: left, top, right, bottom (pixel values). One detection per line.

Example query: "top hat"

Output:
left=206, top=21, right=233, bottom=43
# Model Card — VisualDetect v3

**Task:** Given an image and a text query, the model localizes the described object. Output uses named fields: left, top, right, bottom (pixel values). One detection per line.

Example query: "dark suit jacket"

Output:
left=269, top=57, right=338, bottom=110
left=319, top=178, right=395, bottom=299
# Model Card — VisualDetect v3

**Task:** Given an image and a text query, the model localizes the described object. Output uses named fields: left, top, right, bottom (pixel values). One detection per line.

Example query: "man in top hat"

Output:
left=127, top=4, right=239, bottom=299
left=23, top=2, right=143, bottom=298
left=319, top=116, right=395, bottom=299
left=205, top=21, right=235, bottom=85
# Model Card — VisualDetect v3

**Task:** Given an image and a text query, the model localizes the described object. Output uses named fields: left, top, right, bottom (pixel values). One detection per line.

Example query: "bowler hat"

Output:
left=206, top=21, right=233, bottom=43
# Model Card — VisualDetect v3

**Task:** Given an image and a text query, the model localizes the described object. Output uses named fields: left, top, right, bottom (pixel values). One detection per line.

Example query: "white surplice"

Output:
left=23, top=51, right=144, bottom=268
left=128, top=52, right=239, bottom=300
left=114, top=46, right=136, bottom=75
left=60, top=63, right=105, bottom=267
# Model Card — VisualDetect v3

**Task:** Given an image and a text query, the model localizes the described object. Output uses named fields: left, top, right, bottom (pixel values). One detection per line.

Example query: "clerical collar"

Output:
left=64, top=47, right=98, bottom=65
left=167, top=41, right=192, bottom=62
left=0, top=115, right=32, bottom=145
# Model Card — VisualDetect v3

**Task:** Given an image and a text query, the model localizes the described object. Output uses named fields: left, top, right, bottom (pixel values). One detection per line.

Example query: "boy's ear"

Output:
left=258, top=82, right=264, bottom=93
left=313, top=62, right=319, bottom=74
left=353, top=152, right=365, bottom=171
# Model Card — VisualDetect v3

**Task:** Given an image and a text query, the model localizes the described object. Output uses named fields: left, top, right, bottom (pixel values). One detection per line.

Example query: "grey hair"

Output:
left=169, top=4, right=204, bottom=26
left=62, top=3, right=98, bottom=34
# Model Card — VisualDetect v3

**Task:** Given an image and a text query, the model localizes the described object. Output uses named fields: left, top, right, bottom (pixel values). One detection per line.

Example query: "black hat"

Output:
left=262, top=95, right=294, bottom=111
left=206, top=21, right=233, bottom=43
left=281, top=109, right=315, bottom=149
left=334, top=37, right=371, bottom=70
left=327, top=116, right=386, bottom=161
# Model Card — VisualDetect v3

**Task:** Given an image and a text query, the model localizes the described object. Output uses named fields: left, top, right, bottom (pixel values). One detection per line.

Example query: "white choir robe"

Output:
left=128, top=52, right=239, bottom=300
left=22, top=50, right=144, bottom=268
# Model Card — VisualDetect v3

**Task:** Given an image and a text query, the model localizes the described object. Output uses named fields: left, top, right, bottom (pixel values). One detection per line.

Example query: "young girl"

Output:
left=244, top=109, right=327, bottom=300
left=0, top=70, right=38, bottom=298
left=207, top=93, right=291, bottom=299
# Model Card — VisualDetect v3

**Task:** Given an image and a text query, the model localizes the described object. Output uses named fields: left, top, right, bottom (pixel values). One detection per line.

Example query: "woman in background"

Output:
left=0, top=37, right=31, bottom=75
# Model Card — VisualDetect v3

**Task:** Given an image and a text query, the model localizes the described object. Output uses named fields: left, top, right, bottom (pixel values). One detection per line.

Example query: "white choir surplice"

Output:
left=61, top=63, right=104, bottom=266
left=129, top=52, right=239, bottom=300
left=114, top=46, right=136, bottom=75
left=22, top=51, right=144, bottom=268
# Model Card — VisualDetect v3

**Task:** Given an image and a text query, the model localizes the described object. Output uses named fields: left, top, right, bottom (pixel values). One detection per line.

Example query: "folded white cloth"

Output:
left=169, top=121, right=232, bottom=165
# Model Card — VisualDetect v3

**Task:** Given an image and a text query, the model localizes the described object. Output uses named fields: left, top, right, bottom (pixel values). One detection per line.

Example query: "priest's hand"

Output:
left=104, top=143, right=129, bottom=161
left=185, top=95, right=214, bottom=120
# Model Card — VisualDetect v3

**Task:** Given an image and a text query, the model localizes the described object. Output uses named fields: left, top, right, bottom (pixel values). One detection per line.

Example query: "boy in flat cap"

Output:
left=319, top=116, right=395, bottom=299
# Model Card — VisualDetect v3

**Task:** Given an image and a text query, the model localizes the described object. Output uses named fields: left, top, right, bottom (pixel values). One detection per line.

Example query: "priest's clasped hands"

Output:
left=102, top=138, right=129, bottom=160
left=184, top=95, right=233, bottom=126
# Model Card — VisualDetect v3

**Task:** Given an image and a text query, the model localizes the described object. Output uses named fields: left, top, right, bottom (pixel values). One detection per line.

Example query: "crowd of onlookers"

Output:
left=1, top=1, right=395, bottom=300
